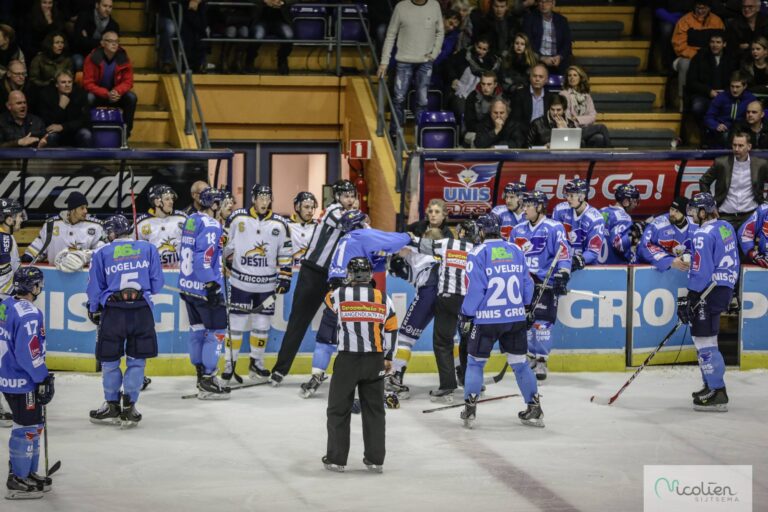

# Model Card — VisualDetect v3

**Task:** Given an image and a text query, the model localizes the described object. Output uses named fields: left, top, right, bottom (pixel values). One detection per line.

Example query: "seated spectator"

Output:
left=725, top=0, right=766, bottom=63
left=651, top=1, right=688, bottom=72
left=509, top=61, right=548, bottom=129
left=742, top=36, right=768, bottom=95
left=73, top=0, right=119, bottom=70
left=732, top=99, right=768, bottom=148
left=703, top=71, right=756, bottom=147
left=247, top=0, right=298, bottom=76
left=431, top=9, right=462, bottom=89
left=0, top=90, right=48, bottom=147
left=522, top=0, right=571, bottom=74
left=559, top=65, right=611, bottom=147
left=474, top=97, right=526, bottom=148
left=83, top=31, right=136, bottom=138
left=672, top=1, right=725, bottom=105
left=463, top=70, right=503, bottom=146
left=0, top=60, right=31, bottom=115
left=29, top=31, right=73, bottom=91
left=470, top=0, right=521, bottom=59
left=37, top=69, right=91, bottom=147
left=500, top=32, right=537, bottom=94
left=685, top=30, right=737, bottom=121
left=527, top=93, right=575, bottom=147
left=0, top=23, right=24, bottom=80
left=445, top=35, right=502, bottom=121
left=21, top=0, right=66, bottom=59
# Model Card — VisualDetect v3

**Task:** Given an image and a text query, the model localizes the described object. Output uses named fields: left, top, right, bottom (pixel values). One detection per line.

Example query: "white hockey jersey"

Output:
left=224, top=208, right=293, bottom=293
left=287, top=213, right=317, bottom=268
left=24, top=212, right=105, bottom=263
left=0, top=230, right=19, bottom=298
left=135, top=209, right=187, bottom=267
left=399, top=247, right=437, bottom=288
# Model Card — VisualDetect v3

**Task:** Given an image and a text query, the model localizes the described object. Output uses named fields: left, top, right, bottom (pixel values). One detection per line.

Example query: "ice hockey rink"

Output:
left=4, top=367, right=766, bottom=512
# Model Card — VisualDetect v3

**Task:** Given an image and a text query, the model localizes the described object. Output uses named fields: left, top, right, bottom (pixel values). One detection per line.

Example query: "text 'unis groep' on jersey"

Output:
left=417, top=237, right=473, bottom=295
left=224, top=208, right=292, bottom=293
left=135, top=209, right=187, bottom=266
left=0, top=231, right=19, bottom=297
left=87, top=239, right=164, bottom=310
left=491, top=205, right=526, bottom=241
left=600, top=205, right=634, bottom=263
left=288, top=214, right=317, bottom=267
left=25, top=212, right=105, bottom=263
left=739, top=203, right=768, bottom=256
left=552, top=202, right=605, bottom=265
left=511, top=217, right=571, bottom=284
left=0, top=296, right=48, bottom=393
left=461, top=239, right=534, bottom=323
left=178, top=213, right=223, bottom=298
left=328, top=229, right=411, bottom=281
left=689, top=219, right=740, bottom=292
left=637, top=214, right=694, bottom=271
left=325, top=285, right=398, bottom=357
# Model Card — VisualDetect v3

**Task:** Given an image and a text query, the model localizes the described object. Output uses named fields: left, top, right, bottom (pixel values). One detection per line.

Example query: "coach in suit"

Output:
left=700, top=130, right=768, bottom=232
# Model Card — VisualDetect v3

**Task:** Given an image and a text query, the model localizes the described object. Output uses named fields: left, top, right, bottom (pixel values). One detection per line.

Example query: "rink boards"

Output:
left=35, top=266, right=768, bottom=374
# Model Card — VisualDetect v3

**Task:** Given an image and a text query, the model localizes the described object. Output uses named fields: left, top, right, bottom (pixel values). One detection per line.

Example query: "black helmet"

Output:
left=476, top=213, right=501, bottom=238
left=346, top=256, right=372, bottom=284
left=293, top=191, right=318, bottom=210
left=332, top=179, right=356, bottom=199
left=104, top=214, right=133, bottom=238
left=147, top=185, right=177, bottom=205
left=0, top=198, right=23, bottom=223
left=252, top=184, right=273, bottom=200
left=13, top=266, right=44, bottom=296
left=614, top=184, right=640, bottom=202
left=458, top=219, right=482, bottom=244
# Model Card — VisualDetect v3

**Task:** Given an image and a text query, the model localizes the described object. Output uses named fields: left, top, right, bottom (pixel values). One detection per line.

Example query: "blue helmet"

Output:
left=522, top=190, right=549, bottom=207
left=615, top=184, right=640, bottom=202
left=339, top=209, right=367, bottom=232
left=104, top=214, right=133, bottom=238
left=458, top=219, right=482, bottom=244
left=503, top=182, right=527, bottom=197
left=252, top=184, right=272, bottom=200
left=13, top=266, right=44, bottom=296
left=199, top=187, right=226, bottom=209
left=564, top=178, right=589, bottom=195
left=689, top=192, right=717, bottom=214
left=476, top=213, right=501, bottom=238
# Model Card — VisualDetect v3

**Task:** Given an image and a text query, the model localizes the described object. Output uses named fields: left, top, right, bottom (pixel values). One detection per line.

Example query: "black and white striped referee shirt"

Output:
left=325, top=285, right=398, bottom=358
left=417, top=237, right=473, bottom=295
left=303, top=203, right=346, bottom=270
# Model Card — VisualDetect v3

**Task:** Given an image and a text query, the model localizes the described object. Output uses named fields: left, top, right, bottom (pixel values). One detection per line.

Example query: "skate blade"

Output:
left=693, top=403, right=728, bottom=412
left=364, top=464, right=383, bottom=474
left=120, top=420, right=140, bottom=430
left=520, top=418, right=545, bottom=428
left=323, top=463, right=345, bottom=473
left=0, top=420, right=11, bottom=428
left=89, top=417, right=122, bottom=426
left=5, top=489, right=44, bottom=500
left=462, top=417, right=475, bottom=429
left=249, top=374, right=270, bottom=384
left=299, top=387, right=317, bottom=399
left=429, top=395, right=454, bottom=404
left=197, top=392, right=231, bottom=401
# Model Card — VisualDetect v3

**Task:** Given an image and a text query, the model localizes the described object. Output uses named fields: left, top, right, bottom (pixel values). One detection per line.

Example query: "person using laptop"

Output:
left=559, top=65, right=611, bottom=147
left=527, top=94, right=578, bottom=148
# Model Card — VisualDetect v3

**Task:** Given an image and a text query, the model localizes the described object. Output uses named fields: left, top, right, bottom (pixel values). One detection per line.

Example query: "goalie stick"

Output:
left=422, top=393, right=521, bottom=413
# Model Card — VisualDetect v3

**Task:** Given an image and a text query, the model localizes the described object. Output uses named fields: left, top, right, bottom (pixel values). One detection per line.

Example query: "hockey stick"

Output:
left=163, top=284, right=276, bottom=315
left=590, top=281, right=717, bottom=406
left=28, top=217, right=56, bottom=266
left=529, top=247, right=562, bottom=315
left=422, top=393, right=521, bottom=413
left=223, top=276, right=243, bottom=384
left=127, top=165, right=138, bottom=239
left=42, top=405, right=61, bottom=477
left=180, top=380, right=269, bottom=399
left=568, top=290, right=606, bottom=300
left=484, top=362, right=509, bottom=385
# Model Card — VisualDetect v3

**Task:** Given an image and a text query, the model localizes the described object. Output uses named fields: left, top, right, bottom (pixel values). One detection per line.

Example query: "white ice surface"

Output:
left=3, top=367, right=766, bottom=512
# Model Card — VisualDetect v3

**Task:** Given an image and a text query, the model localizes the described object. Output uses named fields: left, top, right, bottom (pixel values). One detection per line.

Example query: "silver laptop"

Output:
left=550, top=128, right=582, bottom=150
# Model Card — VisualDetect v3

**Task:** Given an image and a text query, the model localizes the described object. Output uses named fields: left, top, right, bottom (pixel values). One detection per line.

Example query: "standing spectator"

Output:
left=83, top=31, right=137, bottom=138
left=500, top=32, right=537, bottom=94
left=72, top=0, right=120, bottom=70
left=474, top=97, right=526, bottom=148
left=703, top=71, right=756, bottom=148
left=21, top=0, right=65, bottom=59
left=651, top=1, right=689, bottom=72
left=700, top=130, right=768, bottom=231
left=37, top=70, right=91, bottom=147
left=451, top=0, right=475, bottom=51
left=559, top=65, right=611, bottom=147
left=672, top=1, right=725, bottom=104
left=0, top=24, right=24, bottom=79
left=183, top=180, right=209, bottom=216
left=741, top=36, right=768, bottom=95
left=29, top=31, right=73, bottom=92
left=725, top=0, right=767, bottom=63
left=0, top=60, right=31, bottom=115
left=378, top=0, right=444, bottom=139
left=407, top=198, right=453, bottom=238
left=470, top=0, right=521, bottom=59
left=155, top=0, right=175, bottom=73
left=522, top=0, right=571, bottom=75
left=509, top=62, right=548, bottom=129
left=527, top=93, right=575, bottom=147
left=247, top=0, right=298, bottom=76
left=733, top=100, right=768, bottom=148
left=685, top=31, right=737, bottom=122
left=430, top=9, right=461, bottom=90
left=463, top=70, right=503, bottom=146
left=180, top=0, right=209, bottom=74
left=0, top=90, right=48, bottom=147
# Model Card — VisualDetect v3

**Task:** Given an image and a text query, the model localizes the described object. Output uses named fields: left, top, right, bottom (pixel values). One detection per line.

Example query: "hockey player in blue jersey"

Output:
left=178, top=187, right=231, bottom=399
left=459, top=214, right=542, bottom=428
left=87, top=215, right=163, bottom=428
left=677, top=193, right=739, bottom=412
left=1, top=267, right=54, bottom=499
left=601, top=184, right=641, bottom=264
left=512, top=191, right=571, bottom=380
left=638, top=197, right=695, bottom=272
left=491, top=182, right=527, bottom=241
left=738, top=202, right=768, bottom=268
left=553, top=178, right=605, bottom=271
left=300, top=210, right=411, bottom=398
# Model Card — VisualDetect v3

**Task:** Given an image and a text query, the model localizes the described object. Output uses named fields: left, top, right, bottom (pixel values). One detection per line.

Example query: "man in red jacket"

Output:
left=83, top=30, right=137, bottom=138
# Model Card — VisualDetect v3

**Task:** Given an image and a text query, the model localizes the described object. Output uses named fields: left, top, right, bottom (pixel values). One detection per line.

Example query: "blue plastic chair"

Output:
left=90, top=107, right=126, bottom=148
left=290, top=5, right=328, bottom=40
left=417, top=111, right=457, bottom=149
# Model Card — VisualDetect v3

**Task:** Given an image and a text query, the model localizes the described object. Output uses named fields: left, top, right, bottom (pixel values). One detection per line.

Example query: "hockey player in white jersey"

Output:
left=223, top=184, right=293, bottom=383
left=135, top=185, right=187, bottom=267
left=288, top=192, right=318, bottom=267
left=21, top=192, right=105, bottom=270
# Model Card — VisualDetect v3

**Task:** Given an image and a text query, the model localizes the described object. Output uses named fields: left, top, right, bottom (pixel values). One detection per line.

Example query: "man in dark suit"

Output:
left=522, top=0, right=572, bottom=74
left=509, top=62, right=548, bottom=131
left=700, top=130, right=768, bottom=232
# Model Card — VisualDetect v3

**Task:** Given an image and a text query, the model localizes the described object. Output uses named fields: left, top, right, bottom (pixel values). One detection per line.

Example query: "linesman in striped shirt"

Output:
left=322, top=257, right=398, bottom=474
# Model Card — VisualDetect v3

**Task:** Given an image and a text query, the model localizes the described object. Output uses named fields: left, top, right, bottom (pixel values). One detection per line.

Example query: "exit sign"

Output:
left=349, top=139, right=371, bottom=159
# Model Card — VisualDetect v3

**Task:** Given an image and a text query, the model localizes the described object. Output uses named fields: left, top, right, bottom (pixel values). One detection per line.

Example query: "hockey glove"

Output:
left=36, top=374, right=55, bottom=405
left=748, top=249, right=768, bottom=269
left=87, top=304, right=102, bottom=325
left=328, top=277, right=345, bottom=290
left=676, top=296, right=690, bottom=324
left=552, top=271, right=570, bottom=296
left=458, top=314, right=474, bottom=336
left=275, top=268, right=292, bottom=294
left=205, top=282, right=223, bottom=307
left=55, top=250, right=88, bottom=272
left=629, top=221, right=646, bottom=245
left=571, top=253, right=586, bottom=272
left=388, top=255, right=411, bottom=281
left=525, top=305, right=535, bottom=330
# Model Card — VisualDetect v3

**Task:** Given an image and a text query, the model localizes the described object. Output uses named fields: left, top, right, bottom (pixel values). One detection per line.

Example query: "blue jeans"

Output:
left=158, top=16, right=176, bottom=65
left=392, top=61, right=433, bottom=136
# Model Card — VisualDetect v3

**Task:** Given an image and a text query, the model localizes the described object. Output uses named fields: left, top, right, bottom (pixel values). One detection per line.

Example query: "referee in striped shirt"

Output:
left=271, top=180, right=357, bottom=384
left=322, top=257, right=398, bottom=474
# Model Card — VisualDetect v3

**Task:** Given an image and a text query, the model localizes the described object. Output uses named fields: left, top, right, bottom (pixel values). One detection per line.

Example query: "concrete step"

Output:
left=113, top=1, right=147, bottom=33
left=592, top=92, right=657, bottom=112
left=571, top=21, right=625, bottom=41
left=131, top=105, right=170, bottom=144
left=590, top=75, right=668, bottom=109
left=119, top=36, right=156, bottom=69
left=559, top=5, right=635, bottom=36
left=573, top=40, right=650, bottom=72
left=608, top=128, right=678, bottom=149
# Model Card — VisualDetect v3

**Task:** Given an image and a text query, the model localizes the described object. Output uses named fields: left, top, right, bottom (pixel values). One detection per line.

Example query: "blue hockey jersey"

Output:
left=178, top=213, right=224, bottom=298
left=0, top=296, right=48, bottom=393
left=637, top=214, right=694, bottom=272
left=738, top=203, right=768, bottom=256
left=328, top=229, right=411, bottom=281
left=461, top=239, right=534, bottom=324
left=491, top=205, right=526, bottom=241
left=689, top=220, right=740, bottom=292
left=600, top=206, right=634, bottom=264
left=87, top=239, right=164, bottom=311
left=511, top=217, right=572, bottom=284
left=552, top=202, right=605, bottom=265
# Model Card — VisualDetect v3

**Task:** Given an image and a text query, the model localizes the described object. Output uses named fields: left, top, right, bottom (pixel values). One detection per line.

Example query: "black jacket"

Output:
left=700, top=154, right=768, bottom=206
left=470, top=11, right=521, bottom=57
left=686, top=49, right=738, bottom=98
left=474, top=115, right=526, bottom=148
left=406, top=219, right=453, bottom=239
left=37, top=83, right=89, bottom=134
left=464, top=85, right=502, bottom=134
left=0, top=111, right=47, bottom=147
left=72, top=9, right=120, bottom=56
left=527, top=113, right=576, bottom=148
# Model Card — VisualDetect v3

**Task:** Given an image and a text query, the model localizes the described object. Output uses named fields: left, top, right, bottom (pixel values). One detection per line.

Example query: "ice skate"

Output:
left=248, top=357, right=271, bottom=383
left=5, top=474, right=43, bottom=500
left=89, top=400, right=122, bottom=425
left=28, top=473, right=52, bottom=492
left=691, top=384, right=710, bottom=399
left=299, top=373, right=325, bottom=398
left=120, top=395, right=142, bottom=429
left=693, top=387, right=728, bottom=412
left=460, top=394, right=478, bottom=429
left=194, top=364, right=205, bottom=390
left=322, top=456, right=345, bottom=473
left=197, top=374, right=231, bottom=400
left=384, top=392, right=400, bottom=409
left=0, top=404, right=10, bottom=428
left=363, top=458, right=383, bottom=474
left=269, top=371, right=284, bottom=387
left=518, top=394, right=545, bottom=428
left=429, top=388, right=455, bottom=404
left=534, top=358, right=548, bottom=381
left=385, top=369, right=410, bottom=399
left=141, top=376, right=151, bottom=391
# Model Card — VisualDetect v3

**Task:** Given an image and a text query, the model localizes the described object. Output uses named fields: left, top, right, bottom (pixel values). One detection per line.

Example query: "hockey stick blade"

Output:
left=589, top=395, right=614, bottom=406
left=483, top=363, right=509, bottom=385
left=180, top=380, right=269, bottom=399
left=47, top=460, right=61, bottom=476
left=422, top=393, right=520, bottom=413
